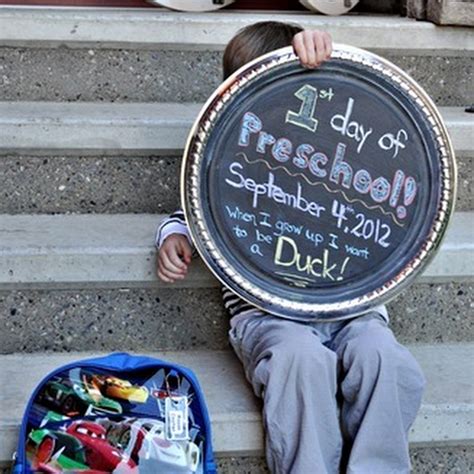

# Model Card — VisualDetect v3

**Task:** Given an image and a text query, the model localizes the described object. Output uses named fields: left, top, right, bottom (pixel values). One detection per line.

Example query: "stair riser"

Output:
left=0, top=154, right=471, bottom=214
left=0, top=287, right=228, bottom=354
left=0, top=155, right=181, bottom=215
left=1, top=445, right=473, bottom=474
left=1, top=282, right=471, bottom=354
left=215, top=446, right=474, bottom=473
left=0, top=48, right=471, bottom=106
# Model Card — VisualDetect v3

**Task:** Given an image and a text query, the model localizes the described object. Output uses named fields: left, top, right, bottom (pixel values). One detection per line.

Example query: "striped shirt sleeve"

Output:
left=221, top=286, right=265, bottom=325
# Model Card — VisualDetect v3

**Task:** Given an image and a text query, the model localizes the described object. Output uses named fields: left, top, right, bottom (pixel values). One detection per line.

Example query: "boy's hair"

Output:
left=223, top=21, right=303, bottom=80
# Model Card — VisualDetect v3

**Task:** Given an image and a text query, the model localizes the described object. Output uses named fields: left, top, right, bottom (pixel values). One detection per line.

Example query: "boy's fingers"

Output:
left=169, top=249, right=188, bottom=271
left=314, top=32, right=326, bottom=66
left=158, top=273, right=173, bottom=283
left=292, top=34, right=308, bottom=66
left=303, top=31, right=317, bottom=68
left=158, top=260, right=184, bottom=281
left=179, top=241, right=193, bottom=264
left=157, top=266, right=173, bottom=283
left=323, top=32, right=333, bottom=59
left=162, top=248, right=187, bottom=274
left=294, top=31, right=332, bottom=68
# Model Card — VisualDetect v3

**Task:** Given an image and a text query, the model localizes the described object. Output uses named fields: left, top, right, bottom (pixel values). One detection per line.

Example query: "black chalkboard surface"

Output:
left=182, top=45, right=456, bottom=320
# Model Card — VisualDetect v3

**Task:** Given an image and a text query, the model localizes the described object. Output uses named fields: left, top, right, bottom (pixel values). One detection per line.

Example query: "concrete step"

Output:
left=0, top=344, right=473, bottom=465
left=0, top=155, right=183, bottom=215
left=2, top=448, right=473, bottom=474
left=2, top=451, right=473, bottom=474
left=2, top=47, right=472, bottom=106
left=0, top=9, right=471, bottom=105
left=0, top=104, right=471, bottom=215
left=0, top=8, right=472, bottom=106
left=0, top=282, right=472, bottom=353
left=0, top=102, right=198, bottom=156
left=0, top=49, right=471, bottom=105
left=0, top=8, right=471, bottom=55
left=217, top=446, right=474, bottom=474
left=0, top=103, right=471, bottom=157
left=0, top=213, right=472, bottom=353
left=0, top=153, right=471, bottom=215
left=0, top=212, right=472, bottom=290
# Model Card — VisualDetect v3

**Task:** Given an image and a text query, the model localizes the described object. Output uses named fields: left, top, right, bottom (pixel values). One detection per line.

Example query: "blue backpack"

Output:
left=13, top=352, right=217, bottom=474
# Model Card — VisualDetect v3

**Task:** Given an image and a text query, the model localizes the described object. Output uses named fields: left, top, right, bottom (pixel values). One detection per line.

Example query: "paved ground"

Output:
left=1, top=283, right=472, bottom=353
left=215, top=446, right=474, bottom=472
left=0, top=49, right=471, bottom=106
left=2, top=446, right=472, bottom=474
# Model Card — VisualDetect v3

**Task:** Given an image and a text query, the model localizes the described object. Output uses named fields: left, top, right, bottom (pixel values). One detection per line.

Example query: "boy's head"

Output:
left=223, top=21, right=303, bottom=80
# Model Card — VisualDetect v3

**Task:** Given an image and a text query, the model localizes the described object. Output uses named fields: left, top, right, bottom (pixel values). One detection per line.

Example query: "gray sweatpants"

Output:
left=229, top=312, right=426, bottom=474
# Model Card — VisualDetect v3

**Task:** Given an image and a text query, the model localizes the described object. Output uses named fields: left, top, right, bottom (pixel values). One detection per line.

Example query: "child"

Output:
left=156, top=22, right=425, bottom=474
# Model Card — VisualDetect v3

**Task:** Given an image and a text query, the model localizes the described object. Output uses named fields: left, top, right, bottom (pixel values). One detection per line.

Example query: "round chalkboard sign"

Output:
left=182, top=45, right=456, bottom=320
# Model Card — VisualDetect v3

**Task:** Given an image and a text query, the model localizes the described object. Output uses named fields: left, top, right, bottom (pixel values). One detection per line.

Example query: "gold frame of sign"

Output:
left=181, top=44, right=456, bottom=321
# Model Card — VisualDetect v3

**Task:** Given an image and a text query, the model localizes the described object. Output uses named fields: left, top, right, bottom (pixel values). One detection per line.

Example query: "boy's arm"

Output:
left=156, top=209, right=194, bottom=249
left=156, top=209, right=193, bottom=283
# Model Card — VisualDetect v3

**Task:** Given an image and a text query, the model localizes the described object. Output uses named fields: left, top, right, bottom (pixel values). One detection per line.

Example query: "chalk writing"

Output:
left=204, top=68, right=432, bottom=297
left=226, top=206, right=258, bottom=226
left=330, top=97, right=373, bottom=154
left=238, top=151, right=408, bottom=225
left=237, top=110, right=418, bottom=223
left=305, top=228, right=324, bottom=247
left=274, top=271, right=316, bottom=288
left=319, top=88, right=334, bottom=101
left=232, top=225, right=248, bottom=238
left=286, top=84, right=319, bottom=132
left=256, top=228, right=273, bottom=244
left=345, top=244, right=370, bottom=260
left=274, top=236, right=350, bottom=281
left=328, top=233, right=339, bottom=250
left=250, top=243, right=264, bottom=256
left=286, top=85, right=335, bottom=133
left=378, top=129, right=408, bottom=158
left=225, top=162, right=326, bottom=218
left=332, top=199, right=391, bottom=248
left=274, top=220, right=303, bottom=237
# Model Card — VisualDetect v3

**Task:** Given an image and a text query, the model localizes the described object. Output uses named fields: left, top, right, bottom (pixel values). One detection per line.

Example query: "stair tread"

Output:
left=0, top=212, right=472, bottom=289
left=0, top=103, right=471, bottom=156
left=0, top=343, right=473, bottom=461
left=0, top=7, right=472, bottom=54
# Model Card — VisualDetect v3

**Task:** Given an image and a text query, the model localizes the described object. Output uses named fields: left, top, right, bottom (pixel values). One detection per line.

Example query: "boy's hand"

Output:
left=292, top=30, right=333, bottom=68
left=157, top=234, right=192, bottom=283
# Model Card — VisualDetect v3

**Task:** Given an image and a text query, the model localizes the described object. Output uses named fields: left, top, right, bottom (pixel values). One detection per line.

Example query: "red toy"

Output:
left=66, top=421, right=135, bottom=472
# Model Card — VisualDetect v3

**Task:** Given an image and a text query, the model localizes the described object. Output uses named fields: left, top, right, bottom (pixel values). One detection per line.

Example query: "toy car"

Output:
left=28, top=420, right=136, bottom=472
left=37, top=374, right=122, bottom=417
left=100, top=418, right=200, bottom=473
left=90, top=374, right=149, bottom=404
